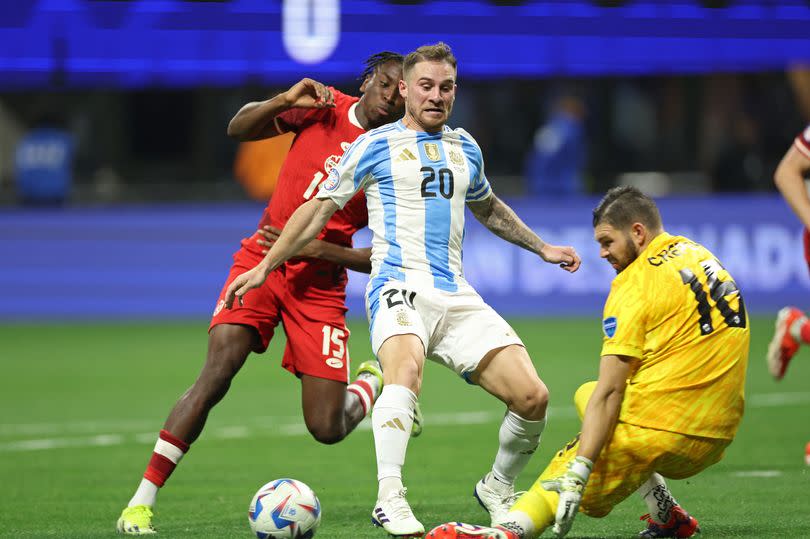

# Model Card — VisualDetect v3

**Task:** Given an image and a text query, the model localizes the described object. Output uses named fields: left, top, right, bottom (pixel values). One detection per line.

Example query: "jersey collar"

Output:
left=348, top=102, right=363, bottom=129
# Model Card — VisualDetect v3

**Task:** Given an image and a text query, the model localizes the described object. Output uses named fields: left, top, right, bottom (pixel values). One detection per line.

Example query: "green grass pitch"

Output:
left=1, top=317, right=808, bottom=538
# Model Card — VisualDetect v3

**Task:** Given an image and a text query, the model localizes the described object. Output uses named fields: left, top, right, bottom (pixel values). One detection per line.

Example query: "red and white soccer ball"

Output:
left=248, top=479, right=322, bottom=539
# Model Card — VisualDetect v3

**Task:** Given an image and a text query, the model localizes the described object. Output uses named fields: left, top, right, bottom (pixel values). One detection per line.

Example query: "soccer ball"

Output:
left=248, top=478, right=322, bottom=539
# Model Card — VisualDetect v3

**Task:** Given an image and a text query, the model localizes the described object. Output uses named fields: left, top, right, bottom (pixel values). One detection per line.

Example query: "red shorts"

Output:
left=210, top=248, right=352, bottom=383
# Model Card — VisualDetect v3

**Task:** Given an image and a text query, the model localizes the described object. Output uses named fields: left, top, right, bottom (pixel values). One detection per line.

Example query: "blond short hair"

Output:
left=403, top=42, right=457, bottom=78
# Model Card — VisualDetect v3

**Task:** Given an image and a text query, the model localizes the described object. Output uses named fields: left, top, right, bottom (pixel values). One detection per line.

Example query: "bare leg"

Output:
left=472, top=344, right=549, bottom=420
left=164, top=324, right=258, bottom=443
left=118, top=323, right=260, bottom=531
left=300, top=375, right=366, bottom=445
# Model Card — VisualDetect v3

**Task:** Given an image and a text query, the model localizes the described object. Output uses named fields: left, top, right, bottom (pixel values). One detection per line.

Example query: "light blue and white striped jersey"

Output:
left=316, top=119, right=492, bottom=295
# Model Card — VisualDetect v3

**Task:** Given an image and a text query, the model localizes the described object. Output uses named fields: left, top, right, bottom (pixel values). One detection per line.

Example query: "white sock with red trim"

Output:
left=347, top=375, right=381, bottom=417
left=128, top=429, right=190, bottom=507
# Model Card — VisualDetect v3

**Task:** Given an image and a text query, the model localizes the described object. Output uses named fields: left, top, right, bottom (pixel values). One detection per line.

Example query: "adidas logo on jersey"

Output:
left=395, top=149, right=417, bottom=162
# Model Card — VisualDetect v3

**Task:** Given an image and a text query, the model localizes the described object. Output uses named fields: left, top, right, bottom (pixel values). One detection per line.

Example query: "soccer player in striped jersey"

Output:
left=224, top=42, right=581, bottom=537
left=117, top=53, right=407, bottom=535
left=428, top=187, right=750, bottom=539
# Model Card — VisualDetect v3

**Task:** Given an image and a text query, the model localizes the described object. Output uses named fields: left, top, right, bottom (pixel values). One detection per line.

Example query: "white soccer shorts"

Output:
left=367, top=280, right=524, bottom=380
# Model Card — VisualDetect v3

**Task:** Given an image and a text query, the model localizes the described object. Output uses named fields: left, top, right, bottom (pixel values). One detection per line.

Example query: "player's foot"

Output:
left=766, top=307, right=805, bottom=380
left=411, top=401, right=424, bottom=438
left=358, top=359, right=384, bottom=388
left=117, top=505, right=156, bottom=535
left=371, top=488, right=425, bottom=537
left=639, top=505, right=700, bottom=538
left=473, top=473, right=521, bottom=526
left=426, top=522, right=519, bottom=539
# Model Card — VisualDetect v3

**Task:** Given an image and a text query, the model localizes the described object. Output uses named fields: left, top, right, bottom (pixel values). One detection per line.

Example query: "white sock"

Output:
left=638, top=473, right=678, bottom=524
left=128, top=478, right=160, bottom=508
left=347, top=376, right=381, bottom=417
left=790, top=316, right=808, bottom=342
left=491, top=411, right=546, bottom=485
left=502, top=510, right=537, bottom=539
left=372, top=384, right=417, bottom=500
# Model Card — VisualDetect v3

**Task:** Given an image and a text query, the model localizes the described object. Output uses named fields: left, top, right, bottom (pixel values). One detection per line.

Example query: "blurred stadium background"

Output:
left=2, top=1, right=810, bottom=538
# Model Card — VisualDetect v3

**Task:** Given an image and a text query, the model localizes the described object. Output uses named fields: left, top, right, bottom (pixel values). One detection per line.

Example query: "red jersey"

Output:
left=241, top=89, right=369, bottom=304
left=795, top=124, right=810, bottom=161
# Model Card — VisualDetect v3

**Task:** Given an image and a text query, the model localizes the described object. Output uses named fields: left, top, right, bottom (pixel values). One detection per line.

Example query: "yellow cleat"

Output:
left=411, top=401, right=424, bottom=438
left=356, top=360, right=383, bottom=388
left=117, top=505, right=156, bottom=535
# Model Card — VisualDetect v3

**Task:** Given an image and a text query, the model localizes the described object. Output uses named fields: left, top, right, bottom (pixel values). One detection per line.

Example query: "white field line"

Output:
left=0, top=407, right=574, bottom=453
left=747, top=391, right=810, bottom=407
left=0, top=391, right=806, bottom=453
left=731, top=470, right=783, bottom=478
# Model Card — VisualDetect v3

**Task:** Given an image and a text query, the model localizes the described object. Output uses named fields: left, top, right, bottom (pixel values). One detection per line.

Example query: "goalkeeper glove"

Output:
left=540, top=455, right=593, bottom=538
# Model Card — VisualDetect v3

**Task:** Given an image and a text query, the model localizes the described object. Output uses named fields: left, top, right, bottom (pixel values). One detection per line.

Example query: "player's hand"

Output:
left=224, top=264, right=271, bottom=309
left=256, top=226, right=322, bottom=258
left=540, top=456, right=593, bottom=538
left=539, top=244, right=581, bottom=273
left=283, top=78, right=335, bottom=110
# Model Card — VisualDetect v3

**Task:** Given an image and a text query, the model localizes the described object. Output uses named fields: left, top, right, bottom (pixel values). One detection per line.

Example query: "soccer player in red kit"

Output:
left=767, top=125, right=810, bottom=380
left=117, top=52, right=407, bottom=535
left=766, top=124, right=810, bottom=468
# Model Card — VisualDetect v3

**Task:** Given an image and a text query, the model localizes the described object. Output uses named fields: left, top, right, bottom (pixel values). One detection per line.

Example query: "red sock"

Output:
left=143, top=429, right=190, bottom=487
left=347, top=379, right=376, bottom=416
left=799, top=319, right=810, bottom=344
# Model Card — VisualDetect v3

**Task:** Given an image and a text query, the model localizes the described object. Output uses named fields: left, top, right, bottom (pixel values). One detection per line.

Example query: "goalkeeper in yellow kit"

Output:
left=428, top=186, right=750, bottom=539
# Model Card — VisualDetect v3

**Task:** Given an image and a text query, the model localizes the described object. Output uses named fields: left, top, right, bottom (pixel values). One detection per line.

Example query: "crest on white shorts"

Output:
left=396, top=310, right=412, bottom=326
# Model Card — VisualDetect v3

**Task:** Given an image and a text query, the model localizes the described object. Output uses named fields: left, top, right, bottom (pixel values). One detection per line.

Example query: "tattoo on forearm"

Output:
left=482, top=198, right=545, bottom=254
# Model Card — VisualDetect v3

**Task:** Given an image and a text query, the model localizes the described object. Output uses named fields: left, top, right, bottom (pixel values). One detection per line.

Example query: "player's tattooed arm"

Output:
left=257, top=226, right=372, bottom=273
left=467, top=195, right=545, bottom=252
left=227, top=78, right=335, bottom=141
left=467, top=195, right=582, bottom=272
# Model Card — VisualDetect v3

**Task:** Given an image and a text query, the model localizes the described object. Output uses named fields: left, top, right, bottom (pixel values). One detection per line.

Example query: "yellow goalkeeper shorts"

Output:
left=533, top=382, right=731, bottom=518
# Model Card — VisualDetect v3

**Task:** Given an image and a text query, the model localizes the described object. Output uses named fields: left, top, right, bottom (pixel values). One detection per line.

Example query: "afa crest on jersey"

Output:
left=424, top=143, right=440, bottom=161
left=603, top=316, right=618, bottom=338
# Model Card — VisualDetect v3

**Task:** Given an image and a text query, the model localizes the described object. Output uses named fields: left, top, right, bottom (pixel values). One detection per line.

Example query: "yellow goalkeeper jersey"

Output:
left=600, top=232, right=750, bottom=440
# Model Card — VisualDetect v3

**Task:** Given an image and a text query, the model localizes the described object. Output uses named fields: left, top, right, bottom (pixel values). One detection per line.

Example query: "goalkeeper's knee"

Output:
left=574, top=381, right=597, bottom=421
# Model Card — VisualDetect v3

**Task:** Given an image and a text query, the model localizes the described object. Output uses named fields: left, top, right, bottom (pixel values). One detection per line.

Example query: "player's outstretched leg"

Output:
left=767, top=306, right=807, bottom=380
left=117, top=324, right=255, bottom=535
left=426, top=522, right=520, bottom=539
left=473, top=347, right=548, bottom=525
